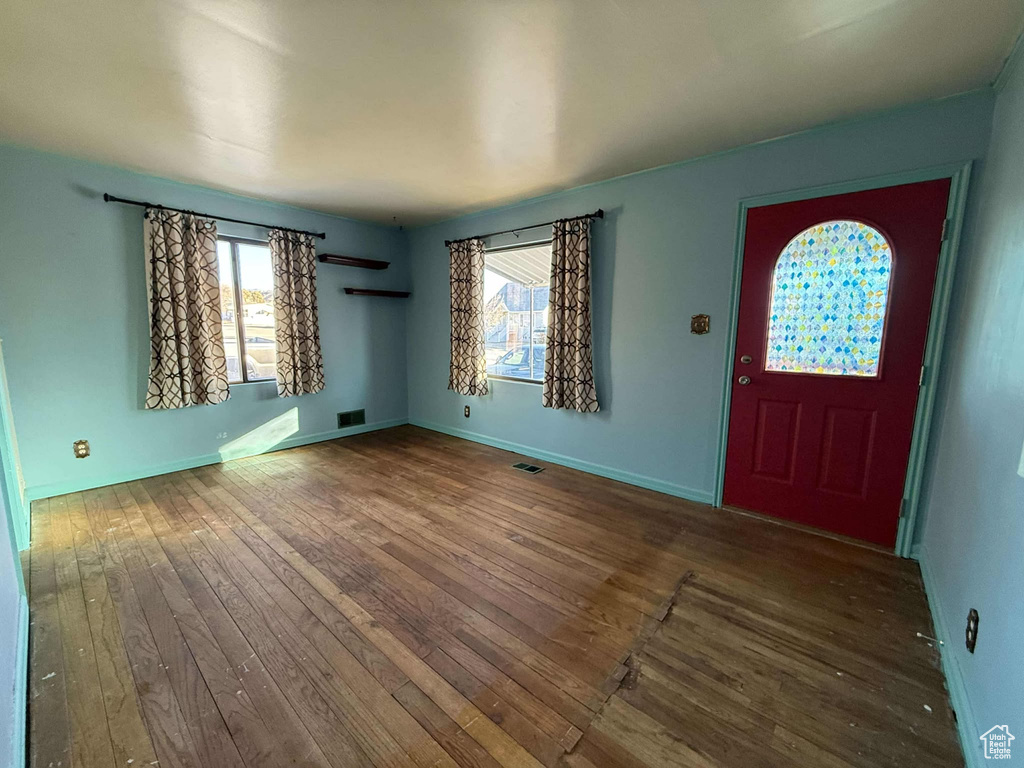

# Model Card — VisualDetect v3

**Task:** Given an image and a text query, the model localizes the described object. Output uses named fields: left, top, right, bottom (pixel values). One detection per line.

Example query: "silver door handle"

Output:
left=738, top=375, right=751, bottom=385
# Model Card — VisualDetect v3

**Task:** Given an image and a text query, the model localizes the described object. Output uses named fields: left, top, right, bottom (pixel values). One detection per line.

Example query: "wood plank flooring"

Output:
left=25, top=425, right=963, bottom=768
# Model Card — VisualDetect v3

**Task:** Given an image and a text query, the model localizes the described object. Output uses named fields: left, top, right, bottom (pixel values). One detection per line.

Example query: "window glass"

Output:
left=501, top=347, right=528, bottom=366
left=766, top=220, right=893, bottom=377
left=237, top=243, right=276, bottom=381
left=217, top=241, right=242, bottom=382
left=217, top=239, right=276, bottom=383
left=483, top=244, right=550, bottom=382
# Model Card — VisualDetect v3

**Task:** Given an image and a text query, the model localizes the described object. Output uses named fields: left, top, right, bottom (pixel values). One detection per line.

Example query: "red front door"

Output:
left=723, top=179, right=950, bottom=547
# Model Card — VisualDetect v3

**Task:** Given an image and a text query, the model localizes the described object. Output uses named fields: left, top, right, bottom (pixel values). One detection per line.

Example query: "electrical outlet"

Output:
left=966, top=609, right=979, bottom=653
left=464, top=405, right=470, bottom=418
left=73, top=439, right=90, bottom=458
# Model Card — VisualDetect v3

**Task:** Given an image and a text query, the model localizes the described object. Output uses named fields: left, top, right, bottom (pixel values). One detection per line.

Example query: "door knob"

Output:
left=738, top=375, right=751, bottom=385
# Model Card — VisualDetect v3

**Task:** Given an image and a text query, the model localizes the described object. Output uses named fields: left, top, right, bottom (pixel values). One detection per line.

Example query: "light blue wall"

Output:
left=405, top=91, right=995, bottom=502
left=0, top=144, right=410, bottom=503
left=0, top=440, right=27, bottom=768
left=915, top=50, right=1024, bottom=768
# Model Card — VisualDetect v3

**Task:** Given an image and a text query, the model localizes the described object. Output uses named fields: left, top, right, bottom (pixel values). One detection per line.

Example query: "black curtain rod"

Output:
left=445, top=209, right=603, bottom=247
left=103, top=193, right=327, bottom=240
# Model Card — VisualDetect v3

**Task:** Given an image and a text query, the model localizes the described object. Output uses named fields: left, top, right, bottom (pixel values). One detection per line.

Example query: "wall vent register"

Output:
left=512, top=462, right=544, bottom=474
left=337, top=409, right=366, bottom=428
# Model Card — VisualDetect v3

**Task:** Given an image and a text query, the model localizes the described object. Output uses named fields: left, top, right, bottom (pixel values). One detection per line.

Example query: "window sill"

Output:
left=489, top=375, right=543, bottom=386
left=228, top=378, right=277, bottom=387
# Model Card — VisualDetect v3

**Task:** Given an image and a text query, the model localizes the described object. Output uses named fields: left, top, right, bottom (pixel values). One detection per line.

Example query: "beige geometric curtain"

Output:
left=143, top=207, right=230, bottom=410
left=542, top=216, right=599, bottom=412
left=448, top=237, right=488, bottom=396
left=268, top=229, right=326, bottom=397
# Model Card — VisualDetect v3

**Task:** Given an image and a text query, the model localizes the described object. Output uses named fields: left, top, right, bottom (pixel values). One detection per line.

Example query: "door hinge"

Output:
left=940, top=218, right=951, bottom=241
left=919, top=364, right=927, bottom=387
left=900, top=499, right=908, bottom=519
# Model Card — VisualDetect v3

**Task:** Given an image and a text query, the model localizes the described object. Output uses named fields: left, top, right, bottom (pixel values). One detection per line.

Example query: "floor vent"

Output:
left=512, top=462, right=544, bottom=474
left=337, top=409, right=366, bottom=428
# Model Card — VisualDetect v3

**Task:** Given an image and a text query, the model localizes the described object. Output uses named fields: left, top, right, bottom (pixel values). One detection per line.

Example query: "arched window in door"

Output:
left=766, top=220, right=893, bottom=377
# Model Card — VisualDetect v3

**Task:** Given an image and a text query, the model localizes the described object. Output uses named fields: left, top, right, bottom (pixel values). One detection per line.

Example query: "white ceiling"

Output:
left=1, top=0, right=1021, bottom=226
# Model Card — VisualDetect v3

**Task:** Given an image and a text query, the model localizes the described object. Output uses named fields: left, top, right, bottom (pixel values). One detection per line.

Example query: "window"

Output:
left=766, top=220, right=893, bottom=377
left=217, top=238, right=277, bottom=383
left=483, top=243, right=550, bottom=382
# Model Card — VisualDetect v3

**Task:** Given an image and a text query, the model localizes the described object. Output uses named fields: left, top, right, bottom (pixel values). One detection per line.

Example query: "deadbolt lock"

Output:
left=740, top=355, right=752, bottom=364
left=738, top=375, right=751, bottom=385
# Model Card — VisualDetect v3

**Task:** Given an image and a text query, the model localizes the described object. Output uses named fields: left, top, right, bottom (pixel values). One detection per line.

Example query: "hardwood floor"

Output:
left=24, top=425, right=963, bottom=768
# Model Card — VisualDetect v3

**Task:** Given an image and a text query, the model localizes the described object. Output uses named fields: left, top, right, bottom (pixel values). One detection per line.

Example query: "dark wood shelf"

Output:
left=318, top=254, right=390, bottom=270
left=344, top=288, right=411, bottom=298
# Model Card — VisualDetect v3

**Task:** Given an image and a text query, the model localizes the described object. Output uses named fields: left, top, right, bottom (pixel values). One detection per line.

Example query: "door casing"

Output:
left=714, top=162, right=973, bottom=557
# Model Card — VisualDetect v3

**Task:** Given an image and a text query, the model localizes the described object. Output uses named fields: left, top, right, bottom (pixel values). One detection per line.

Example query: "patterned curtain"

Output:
left=448, top=238, right=488, bottom=396
left=268, top=229, right=326, bottom=397
left=143, top=207, right=230, bottom=410
left=543, top=217, right=599, bottom=412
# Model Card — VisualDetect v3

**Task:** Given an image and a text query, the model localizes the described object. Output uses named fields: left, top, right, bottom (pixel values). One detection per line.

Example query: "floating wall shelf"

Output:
left=344, top=288, right=411, bottom=298
left=318, top=254, right=390, bottom=270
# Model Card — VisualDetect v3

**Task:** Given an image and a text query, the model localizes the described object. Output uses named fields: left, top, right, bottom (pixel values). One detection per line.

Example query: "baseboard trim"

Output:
left=24, top=418, right=408, bottom=502
left=410, top=419, right=714, bottom=505
left=915, top=544, right=981, bottom=768
left=13, top=592, right=28, bottom=768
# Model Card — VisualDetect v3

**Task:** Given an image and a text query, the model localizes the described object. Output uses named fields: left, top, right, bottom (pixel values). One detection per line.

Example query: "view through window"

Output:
left=483, top=243, right=551, bottom=382
left=217, top=239, right=277, bottom=383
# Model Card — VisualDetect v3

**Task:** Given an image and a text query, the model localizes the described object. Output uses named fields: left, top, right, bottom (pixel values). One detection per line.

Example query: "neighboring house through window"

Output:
left=217, top=238, right=277, bottom=383
left=483, top=243, right=550, bottom=382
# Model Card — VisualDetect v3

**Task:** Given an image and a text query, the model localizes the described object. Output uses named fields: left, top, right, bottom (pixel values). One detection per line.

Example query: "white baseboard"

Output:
left=24, top=418, right=408, bottom=502
left=410, top=419, right=714, bottom=505
left=915, top=544, right=982, bottom=768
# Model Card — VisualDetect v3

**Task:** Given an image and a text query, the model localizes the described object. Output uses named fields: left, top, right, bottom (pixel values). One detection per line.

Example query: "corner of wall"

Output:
left=916, top=545, right=982, bottom=768
left=992, top=30, right=1024, bottom=93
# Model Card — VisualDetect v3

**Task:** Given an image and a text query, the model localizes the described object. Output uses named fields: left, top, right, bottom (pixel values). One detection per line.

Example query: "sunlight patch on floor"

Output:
left=218, top=407, right=299, bottom=461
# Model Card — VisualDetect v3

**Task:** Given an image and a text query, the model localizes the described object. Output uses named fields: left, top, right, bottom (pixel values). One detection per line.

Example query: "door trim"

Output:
left=713, top=162, right=973, bottom=557
left=0, top=338, right=28, bottom=550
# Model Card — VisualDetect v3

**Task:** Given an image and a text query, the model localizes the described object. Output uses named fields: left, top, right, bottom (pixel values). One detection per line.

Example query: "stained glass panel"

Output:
left=766, top=220, right=892, bottom=377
